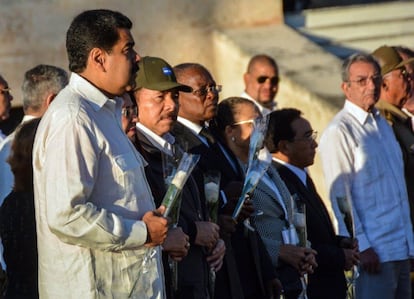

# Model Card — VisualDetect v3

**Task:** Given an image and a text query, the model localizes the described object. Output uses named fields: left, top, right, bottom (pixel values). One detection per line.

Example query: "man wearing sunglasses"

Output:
left=372, top=45, right=414, bottom=230
left=242, top=54, right=279, bottom=115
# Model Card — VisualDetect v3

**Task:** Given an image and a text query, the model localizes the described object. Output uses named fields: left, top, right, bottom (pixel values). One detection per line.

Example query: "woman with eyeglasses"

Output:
left=210, top=97, right=317, bottom=299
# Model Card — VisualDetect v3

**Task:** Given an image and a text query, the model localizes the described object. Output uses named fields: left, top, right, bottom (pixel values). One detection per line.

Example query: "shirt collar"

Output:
left=344, top=99, right=380, bottom=125
left=177, top=116, right=203, bottom=134
left=70, top=73, right=122, bottom=113
left=136, top=122, right=175, bottom=155
left=241, top=91, right=275, bottom=115
left=273, top=157, right=308, bottom=187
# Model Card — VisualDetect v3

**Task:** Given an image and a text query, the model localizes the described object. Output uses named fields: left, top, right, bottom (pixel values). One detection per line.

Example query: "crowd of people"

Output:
left=0, top=8, right=413, bottom=299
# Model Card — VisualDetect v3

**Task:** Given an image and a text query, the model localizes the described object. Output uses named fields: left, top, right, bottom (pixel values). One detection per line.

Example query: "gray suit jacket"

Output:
left=250, top=165, right=291, bottom=267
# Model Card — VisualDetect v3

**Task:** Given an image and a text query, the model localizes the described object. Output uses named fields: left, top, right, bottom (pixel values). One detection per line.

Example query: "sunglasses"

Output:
left=256, top=76, right=279, bottom=85
left=192, top=85, right=222, bottom=97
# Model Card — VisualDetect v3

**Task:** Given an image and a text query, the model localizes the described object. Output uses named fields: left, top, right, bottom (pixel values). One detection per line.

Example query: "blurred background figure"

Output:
left=394, top=46, right=414, bottom=130
left=242, top=54, right=279, bottom=115
left=0, top=75, right=13, bottom=143
left=0, top=65, right=67, bottom=298
left=0, top=64, right=68, bottom=205
left=0, top=117, right=41, bottom=299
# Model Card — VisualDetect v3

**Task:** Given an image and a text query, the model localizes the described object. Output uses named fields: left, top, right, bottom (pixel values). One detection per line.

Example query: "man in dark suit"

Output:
left=173, top=63, right=281, bottom=299
left=134, top=56, right=225, bottom=299
left=265, top=108, right=360, bottom=299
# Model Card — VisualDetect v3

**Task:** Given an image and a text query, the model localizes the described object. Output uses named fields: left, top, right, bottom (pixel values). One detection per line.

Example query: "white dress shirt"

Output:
left=319, top=99, right=414, bottom=263
left=136, top=122, right=174, bottom=155
left=177, top=116, right=210, bottom=146
left=402, top=107, right=414, bottom=132
left=33, top=73, right=165, bottom=299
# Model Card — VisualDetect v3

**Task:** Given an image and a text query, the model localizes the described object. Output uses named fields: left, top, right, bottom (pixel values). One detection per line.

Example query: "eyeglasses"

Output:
left=0, top=87, right=11, bottom=95
left=121, top=106, right=138, bottom=119
left=192, top=85, right=222, bottom=97
left=290, top=131, right=318, bottom=143
left=231, top=119, right=256, bottom=127
left=257, top=76, right=279, bottom=85
left=347, top=75, right=382, bottom=87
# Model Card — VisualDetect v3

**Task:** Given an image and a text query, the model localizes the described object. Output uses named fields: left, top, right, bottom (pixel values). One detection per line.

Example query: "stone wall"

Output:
left=0, top=0, right=282, bottom=104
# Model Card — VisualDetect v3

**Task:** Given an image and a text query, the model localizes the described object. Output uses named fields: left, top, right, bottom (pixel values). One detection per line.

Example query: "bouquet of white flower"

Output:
left=232, top=116, right=271, bottom=221
left=336, top=182, right=359, bottom=299
left=204, top=170, right=221, bottom=223
left=161, top=152, right=200, bottom=217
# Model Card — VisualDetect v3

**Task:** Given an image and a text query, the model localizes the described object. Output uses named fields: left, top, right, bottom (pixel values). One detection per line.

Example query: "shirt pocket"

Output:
left=353, top=144, right=385, bottom=209
left=113, top=151, right=140, bottom=190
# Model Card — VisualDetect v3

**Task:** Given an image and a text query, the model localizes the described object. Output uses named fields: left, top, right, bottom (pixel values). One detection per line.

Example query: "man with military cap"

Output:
left=133, top=56, right=225, bottom=299
left=372, top=45, right=414, bottom=230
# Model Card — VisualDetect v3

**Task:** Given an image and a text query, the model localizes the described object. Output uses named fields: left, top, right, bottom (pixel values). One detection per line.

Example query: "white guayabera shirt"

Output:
left=33, top=73, right=165, bottom=299
left=320, top=100, right=414, bottom=263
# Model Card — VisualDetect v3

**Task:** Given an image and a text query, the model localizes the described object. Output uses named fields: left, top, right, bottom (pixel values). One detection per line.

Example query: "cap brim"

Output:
left=395, top=57, right=414, bottom=70
left=146, top=81, right=192, bottom=93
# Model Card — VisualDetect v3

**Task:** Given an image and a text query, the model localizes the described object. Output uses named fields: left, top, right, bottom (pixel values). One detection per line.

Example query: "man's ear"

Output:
left=382, top=77, right=389, bottom=91
left=225, top=125, right=233, bottom=139
left=90, top=48, right=106, bottom=71
left=45, top=93, right=56, bottom=107
left=341, top=81, right=349, bottom=96
left=243, top=72, right=249, bottom=87
left=278, top=140, right=290, bottom=155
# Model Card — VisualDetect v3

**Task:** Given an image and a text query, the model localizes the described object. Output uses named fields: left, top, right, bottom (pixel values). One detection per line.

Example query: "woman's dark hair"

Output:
left=66, top=9, right=132, bottom=73
left=8, top=118, right=41, bottom=192
left=265, top=108, right=302, bottom=153
left=210, top=97, right=257, bottom=140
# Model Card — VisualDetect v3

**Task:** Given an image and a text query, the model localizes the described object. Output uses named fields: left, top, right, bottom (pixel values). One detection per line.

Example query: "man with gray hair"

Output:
left=0, top=64, right=68, bottom=204
left=0, top=65, right=67, bottom=289
left=320, top=53, right=414, bottom=299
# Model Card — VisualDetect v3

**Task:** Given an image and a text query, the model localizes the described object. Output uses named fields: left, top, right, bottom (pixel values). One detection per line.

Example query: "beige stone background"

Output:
left=0, top=0, right=282, bottom=103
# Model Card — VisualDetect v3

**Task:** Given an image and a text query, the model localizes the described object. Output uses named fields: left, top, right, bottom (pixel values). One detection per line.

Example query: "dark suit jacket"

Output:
left=136, top=129, right=210, bottom=299
left=172, top=121, right=277, bottom=299
left=273, top=161, right=347, bottom=299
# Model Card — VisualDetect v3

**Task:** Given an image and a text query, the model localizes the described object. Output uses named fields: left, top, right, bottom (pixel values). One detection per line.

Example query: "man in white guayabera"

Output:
left=319, top=53, right=414, bottom=299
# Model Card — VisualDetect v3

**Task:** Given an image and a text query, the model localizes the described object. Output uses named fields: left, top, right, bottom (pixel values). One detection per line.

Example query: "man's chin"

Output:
left=258, top=98, right=274, bottom=106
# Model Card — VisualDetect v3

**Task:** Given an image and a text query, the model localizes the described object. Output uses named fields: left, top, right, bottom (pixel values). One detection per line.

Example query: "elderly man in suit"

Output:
left=265, top=108, right=359, bottom=298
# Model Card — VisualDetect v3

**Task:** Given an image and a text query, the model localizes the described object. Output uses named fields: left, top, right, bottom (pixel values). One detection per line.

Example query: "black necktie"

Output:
left=199, top=127, right=216, bottom=145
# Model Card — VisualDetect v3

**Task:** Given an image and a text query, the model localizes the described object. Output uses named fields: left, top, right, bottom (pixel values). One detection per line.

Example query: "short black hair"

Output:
left=66, top=9, right=132, bottom=73
left=265, top=108, right=302, bottom=153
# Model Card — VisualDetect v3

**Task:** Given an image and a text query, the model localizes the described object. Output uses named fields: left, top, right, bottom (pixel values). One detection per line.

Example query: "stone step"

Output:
left=285, top=0, right=414, bottom=58
left=299, top=18, right=414, bottom=43
left=291, top=1, right=414, bottom=29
